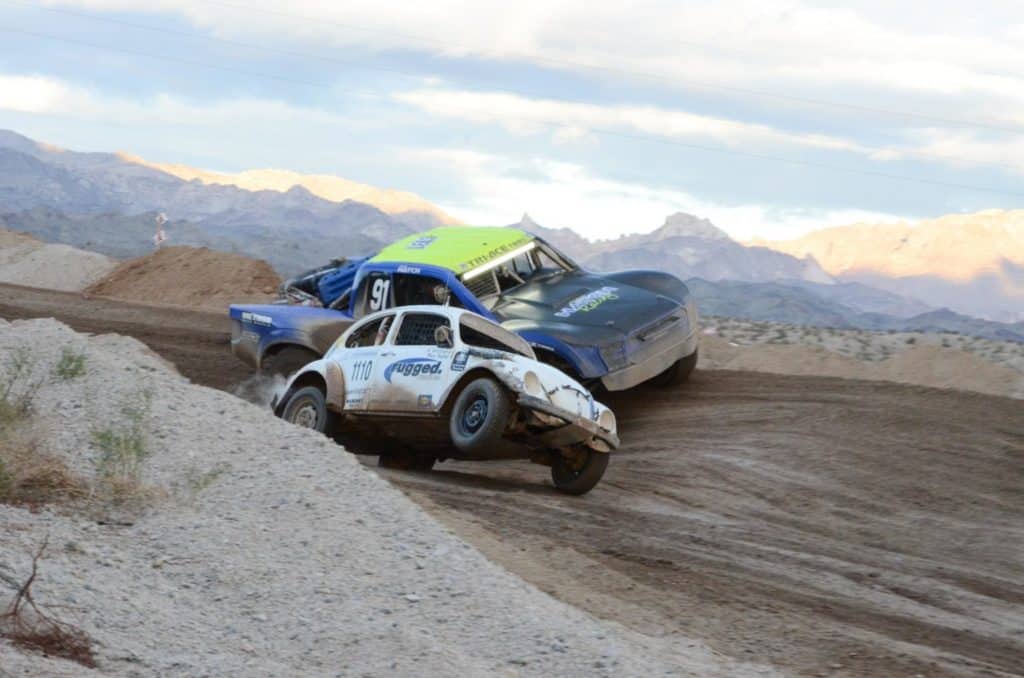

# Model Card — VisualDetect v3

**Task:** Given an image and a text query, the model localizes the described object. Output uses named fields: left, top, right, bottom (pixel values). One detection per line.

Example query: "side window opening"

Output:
left=346, top=315, right=392, bottom=348
left=395, top=313, right=451, bottom=346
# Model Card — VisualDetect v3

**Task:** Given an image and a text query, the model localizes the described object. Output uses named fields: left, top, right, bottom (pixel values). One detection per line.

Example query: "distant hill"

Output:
left=0, top=130, right=447, bottom=274
left=688, top=278, right=1024, bottom=342
left=524, top=213, right=833, bottom=284
left=752, top=210, right=1024, bottom=323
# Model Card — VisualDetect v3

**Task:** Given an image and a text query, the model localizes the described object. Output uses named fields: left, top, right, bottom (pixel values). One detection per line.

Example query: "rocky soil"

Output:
left=0, top=318, right=769, bottom=676
left=700, top=316, right=1024, bottom=399
left=0, top=229, right=116, bottom=292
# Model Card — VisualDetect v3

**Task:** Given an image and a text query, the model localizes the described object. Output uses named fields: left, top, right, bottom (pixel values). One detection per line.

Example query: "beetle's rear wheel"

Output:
left=279, top=385, right=337, bottom=436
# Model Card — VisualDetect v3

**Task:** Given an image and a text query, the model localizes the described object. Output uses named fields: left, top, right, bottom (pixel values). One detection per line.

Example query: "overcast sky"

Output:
left=1, top=1, right=1023, bottom=240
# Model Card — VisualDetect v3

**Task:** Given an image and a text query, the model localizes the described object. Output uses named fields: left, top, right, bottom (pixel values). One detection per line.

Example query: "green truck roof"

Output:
left=369, top=227, right=534, bottom=274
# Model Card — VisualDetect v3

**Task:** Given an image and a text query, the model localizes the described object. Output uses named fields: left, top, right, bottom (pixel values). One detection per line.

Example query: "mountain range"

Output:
left=0, top=129, right=1020, bottom=340
left=752, top=211, right=1024, bottom=323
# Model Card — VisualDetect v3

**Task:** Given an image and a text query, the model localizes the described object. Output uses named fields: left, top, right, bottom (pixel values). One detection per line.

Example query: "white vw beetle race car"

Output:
left=272, top=305, right=619, bottom=494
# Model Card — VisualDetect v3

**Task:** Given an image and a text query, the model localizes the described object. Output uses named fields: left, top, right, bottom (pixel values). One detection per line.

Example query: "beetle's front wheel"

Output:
left=448, top=377, right=512, bottom=456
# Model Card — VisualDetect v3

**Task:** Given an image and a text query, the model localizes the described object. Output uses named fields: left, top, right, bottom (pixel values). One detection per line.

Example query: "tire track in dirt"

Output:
left=3, top=283, right=1022, bottom=676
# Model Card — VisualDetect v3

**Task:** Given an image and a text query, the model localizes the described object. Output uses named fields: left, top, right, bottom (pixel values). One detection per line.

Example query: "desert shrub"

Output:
left=0, top=348, right=42, bottom=429
left=0, top=431, right=87, bottom=508
left=0, top=538, right=97, bottom=668
left=53, top=347, right=87, bottom=381
left=91, top=390, right=152, bottom=503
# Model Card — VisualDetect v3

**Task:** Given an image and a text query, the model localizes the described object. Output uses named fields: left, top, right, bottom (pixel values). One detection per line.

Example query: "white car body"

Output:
left=273, top=305, right=619, bottom=455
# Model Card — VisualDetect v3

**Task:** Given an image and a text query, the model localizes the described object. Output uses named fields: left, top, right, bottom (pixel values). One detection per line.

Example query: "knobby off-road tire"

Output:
left=649, top=349, right=698, bottom=387
left=262, top=346, right=319, bottom=379
left=551, top=449, right=609, bottom=495
left=449, top=377, right=512, bottom=457
left=280, top=386, right=337, bottom=437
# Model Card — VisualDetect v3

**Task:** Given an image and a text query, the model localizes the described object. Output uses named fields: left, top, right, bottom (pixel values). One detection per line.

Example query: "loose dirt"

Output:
left=84, top=246, right=279, bottom=311
left=2, top=284, right=1022, bottom=676
left=699, top=333, right=1024, bottom=399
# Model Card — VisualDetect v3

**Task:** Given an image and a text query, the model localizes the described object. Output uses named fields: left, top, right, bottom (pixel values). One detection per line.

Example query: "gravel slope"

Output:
left=0, top=318, right=770, bottom=676
left=0, top=230, right=117, bottom=292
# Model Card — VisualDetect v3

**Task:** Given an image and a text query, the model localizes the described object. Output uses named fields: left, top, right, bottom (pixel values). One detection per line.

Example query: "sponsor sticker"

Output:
left=396, top=264, right=422, bottom=274
left=451, top=351, right=469, bottom=372
left=406, top=236, right=437, bottom=250
left=417, top=394, right=433, bottom=409
left=554, top=286, right=619, bottom=318
left=240, top=311, right=273, bottom=327
left=384, top=358, right=442, bottom=383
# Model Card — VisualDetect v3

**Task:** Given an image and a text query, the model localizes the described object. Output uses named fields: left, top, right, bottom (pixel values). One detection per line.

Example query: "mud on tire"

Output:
left=551, top=448, right=609, bottom=495
left=280, top=385, right=337, bottom=436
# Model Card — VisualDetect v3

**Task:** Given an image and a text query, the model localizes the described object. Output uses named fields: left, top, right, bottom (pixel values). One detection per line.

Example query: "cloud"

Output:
left=0, top=73, right=359, bottom=127
left=38, top=0, right=1024, bottom=119
left=394, top=88, right=870, bottom=154
left=405, top=147, right=909, bottom=241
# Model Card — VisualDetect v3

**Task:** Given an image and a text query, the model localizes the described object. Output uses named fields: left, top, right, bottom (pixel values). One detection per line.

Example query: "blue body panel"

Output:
left=231, top=249, right=696, bottom=384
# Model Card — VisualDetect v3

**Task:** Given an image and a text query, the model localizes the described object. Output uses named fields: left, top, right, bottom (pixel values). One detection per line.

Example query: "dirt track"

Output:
left=2, top=283, right=1022, bottom=676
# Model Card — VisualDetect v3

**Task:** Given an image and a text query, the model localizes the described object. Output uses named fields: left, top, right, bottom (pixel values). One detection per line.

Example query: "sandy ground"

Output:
left=2, top=286, right=1022, bottom=676
left=0, top=229, right=117, bottom=292
left=1, top=318, right=764, bottom=676
left=84, top=246, right=279, bottom=310
left=700, top=317, right=1024, bottom=399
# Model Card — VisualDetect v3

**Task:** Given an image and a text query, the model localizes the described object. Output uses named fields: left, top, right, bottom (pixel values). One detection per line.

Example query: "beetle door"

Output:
left=334, top=313, right=394, bottom=411
left=370, top=311, right=453, bottom=413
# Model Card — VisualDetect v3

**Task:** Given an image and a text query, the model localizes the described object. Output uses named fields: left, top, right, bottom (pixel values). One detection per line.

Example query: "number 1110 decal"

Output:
left=352, top=360, right=373, bottom=381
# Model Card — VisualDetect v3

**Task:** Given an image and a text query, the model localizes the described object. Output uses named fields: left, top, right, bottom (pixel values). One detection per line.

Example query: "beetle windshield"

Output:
left=458, top=314, right=536, bottom=359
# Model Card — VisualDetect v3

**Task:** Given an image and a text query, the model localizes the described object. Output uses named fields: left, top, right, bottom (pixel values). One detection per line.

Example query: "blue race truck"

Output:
left=230, top=226, right=699, bottom=390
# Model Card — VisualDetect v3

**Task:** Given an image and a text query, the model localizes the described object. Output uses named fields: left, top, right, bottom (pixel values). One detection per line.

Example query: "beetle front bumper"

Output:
left=517, top=395, right=619, bottom=450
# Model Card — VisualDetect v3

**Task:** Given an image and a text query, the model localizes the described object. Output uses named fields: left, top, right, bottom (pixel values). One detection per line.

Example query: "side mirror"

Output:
left=434, top=325, right=454, bottom=348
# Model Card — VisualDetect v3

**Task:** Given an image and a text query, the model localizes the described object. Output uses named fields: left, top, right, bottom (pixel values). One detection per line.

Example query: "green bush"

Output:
left=91, top=390, right=152, bottom=502
left=53, top=347, right=87, bottom=381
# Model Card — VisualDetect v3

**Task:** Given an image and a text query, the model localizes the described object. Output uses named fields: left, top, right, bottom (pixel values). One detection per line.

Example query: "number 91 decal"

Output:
left=369, top=277, right=391, bottom=311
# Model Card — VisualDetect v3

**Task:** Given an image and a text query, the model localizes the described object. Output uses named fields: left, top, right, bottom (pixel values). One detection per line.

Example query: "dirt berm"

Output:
left=84, top=246, right=279, bottom=310
left=0, top=318, right=766, bottom=676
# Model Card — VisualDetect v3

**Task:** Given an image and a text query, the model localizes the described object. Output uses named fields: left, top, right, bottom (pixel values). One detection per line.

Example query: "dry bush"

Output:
left=0, top=537, right=97, bottom=668
left=0, top=428, right=87, bottom=509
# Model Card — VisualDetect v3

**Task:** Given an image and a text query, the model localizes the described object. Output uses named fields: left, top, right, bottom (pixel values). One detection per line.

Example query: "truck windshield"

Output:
left=460, top=241, right=574, bottom=302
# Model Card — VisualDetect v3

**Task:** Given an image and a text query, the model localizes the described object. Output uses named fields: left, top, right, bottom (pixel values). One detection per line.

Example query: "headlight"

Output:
left=598, top=409, right=616, bottom=432
left=523, top=371, right=547, bottom=399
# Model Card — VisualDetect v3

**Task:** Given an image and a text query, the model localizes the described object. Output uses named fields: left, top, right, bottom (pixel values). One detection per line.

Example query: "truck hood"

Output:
left=490, top=270, right=680, bottom=335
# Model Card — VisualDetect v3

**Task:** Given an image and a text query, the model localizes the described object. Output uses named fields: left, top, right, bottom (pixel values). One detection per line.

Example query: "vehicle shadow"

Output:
left=363, top=457, right=558, bottom=496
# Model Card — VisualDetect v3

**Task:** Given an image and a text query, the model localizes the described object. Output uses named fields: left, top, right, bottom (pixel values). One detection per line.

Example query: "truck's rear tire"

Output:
left=551, top=448, right=609, bottom=495
left=262, top=346, right=319, bottom=379
left=449, top=377, right=512, bottom=457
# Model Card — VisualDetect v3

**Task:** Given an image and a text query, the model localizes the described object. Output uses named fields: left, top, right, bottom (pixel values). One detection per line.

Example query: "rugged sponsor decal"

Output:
left=240, top=311, right=273, bottom=327
left=554, top=286, right=619, bottom=318
left=384, top=358, right=443, bottom=383
left=406, top=236, right=437, bottom=250
left=451, top=351, right=469, bottom=372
